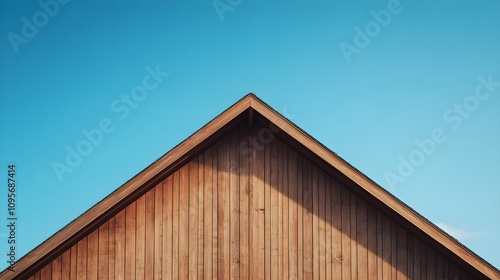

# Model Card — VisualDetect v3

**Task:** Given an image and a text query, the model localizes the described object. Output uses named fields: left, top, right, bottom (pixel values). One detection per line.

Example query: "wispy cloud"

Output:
left=435, top=222, right=483, bottom=240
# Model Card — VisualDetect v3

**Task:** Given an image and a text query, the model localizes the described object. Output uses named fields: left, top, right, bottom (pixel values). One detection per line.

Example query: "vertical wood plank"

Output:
left=189, top=160, right=200, bottom=280
left=51, top=256, right=61, bottom=280
left=382, top=216, right=391, bottom=280
left=87, top=229, right=98, bottom=280
left=264, top=134, right=272, bottom=280
left=179, top=165, right=190, bottom=279
left=436, top=253, right=443, bottom=280
left=297, top=156, right=304, bottom=279
left=154, top=182, right=164, bottom=279
left=70, top=243, right=77, bottom=280
left=341, top=185, right=351, bottom=280
left=332, top=179, right=342, bottom=278
left=282, top=143, right=290, bottom=279
left=318, top=169, right=326, bottom=280
left=197, top=155, right=205, bottom=280
left=230, top=130, right=240, bottom=280
left=357, top=197, right=368, bottom=280
left=115, top=210, right=126, bottom=280
left=426, top=247, right=436, bottom=280
left=250, top=125, right=265, bottom=279
left=312, top=164, right=319, bottom=280
left=109, top=216, right=116, bottom=279
left=203, top=148, right=213, bottom=280
left=442, top=258, right=449, bottom=280
left=270, top=139, right=278, bottom=280
left=135, top=195, right=146, bottom=280
left=213, top=146, right=219, bottom=279
left=76, top=237, right=87, bottom=280
left=98, top=221, right=109, bottom=278
left=391, top=220, right=397, bottom=280
left=61, top=249, right=71, bottom=279
left=288, top=148, right=298, bottom=280
left=40, top=263, right=52, bottom=280
left=113, top=209, right=125, bottom=279
left=163, top=176, right=173, bottom=280
left=396, top=225, right=407, bottom=280
left=217, top=137, right=230, bottom=280
left=173, top=171, right=180, bottom=280
left=366, top=204, right=377, bottom=279
left=303, top=159, right=313, bottom=280
left=125, top=202, right=137, bottom=279
left=239, top=125, right=250, bottom=280
left=420, top=241, right=426, bottom=276
left=413, top=237, right=421, bottom=280
left=33, top=270, right=42, bottom=280
left=376, top=211, right=383, bottom=280
left=350, top=193, right=357, bottom=279
left=325, top=175, right=332, bottom=280
left=145, top=189, right=155, bottom=279
left=278, top=140, right=284, bottom=280
left=407, top=232, right=414, bottom=280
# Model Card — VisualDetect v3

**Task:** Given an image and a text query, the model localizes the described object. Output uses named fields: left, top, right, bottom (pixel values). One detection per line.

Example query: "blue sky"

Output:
left=0, top=0, right=499, bottom=271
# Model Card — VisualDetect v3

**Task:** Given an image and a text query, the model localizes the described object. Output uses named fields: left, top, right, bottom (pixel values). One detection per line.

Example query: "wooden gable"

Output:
left=2, top=94, right=498, bottom=279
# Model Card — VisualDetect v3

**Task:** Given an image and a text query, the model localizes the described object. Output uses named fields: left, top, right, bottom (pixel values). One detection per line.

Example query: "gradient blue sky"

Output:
left=0, top=0, right=499, bottom=271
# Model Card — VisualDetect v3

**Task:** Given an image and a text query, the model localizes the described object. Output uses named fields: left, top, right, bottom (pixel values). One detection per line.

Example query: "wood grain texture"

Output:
left=135, top=195, right=146, bottom=280
left=28, top=120, right=494, bottom=280
left=145, top=189, right=155, bottom=279
left=154, top=182, right=163, bottom=279
left=367, top=204, right=377, bottom=279
left=239, top=124, right=250, bottom=280
left=203, top=147, right=214, bottom=280
left=51, top=255, right=61, bottom=280
left=288, top=147, right=299, bottom=280
left=332, top=179, right=342, bottom=278
left=229, top=129, right=240, bottom=280
left=341, top=185, right=351, bottom=280
left=114, top=210, right=125, bottom=280
left=98, top=221, right=109, bottom=278
left=179, top=164, right=190, bottom=279
left=163, top=176, right=173, bottom=280
left=357, top=197, right=368, bottom=280
left=76, top=237, right=86, bottom=280
left=281, top=142, right=290, bottom=280
left=60, top=249, right=70, bottom=279
left=125, top=202, right=136, bottom=279
left=189, top=160, right=199, bottom=280
left=217, top=137, right=230, bottom=280
left=6, top=94, right=497, bottom=280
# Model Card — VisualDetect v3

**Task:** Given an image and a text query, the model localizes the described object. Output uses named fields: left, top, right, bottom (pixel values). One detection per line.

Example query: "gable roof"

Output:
left=2, top=93, right=499, bottom=279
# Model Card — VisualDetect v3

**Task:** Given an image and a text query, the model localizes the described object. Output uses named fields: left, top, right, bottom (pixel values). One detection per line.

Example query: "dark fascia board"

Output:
left=1, top=93, right=498, bottom=279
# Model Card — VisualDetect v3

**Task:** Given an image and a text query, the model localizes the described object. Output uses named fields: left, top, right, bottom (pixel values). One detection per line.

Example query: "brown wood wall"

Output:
left=29, top=124, right=478, bottom=279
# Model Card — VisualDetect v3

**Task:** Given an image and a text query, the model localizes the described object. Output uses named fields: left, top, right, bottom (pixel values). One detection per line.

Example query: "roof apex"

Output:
left=2, top=94, right=498, bottom=279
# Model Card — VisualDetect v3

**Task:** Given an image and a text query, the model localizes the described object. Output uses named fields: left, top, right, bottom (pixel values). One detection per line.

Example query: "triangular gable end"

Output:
left=2, top=94, right=498, bottom=279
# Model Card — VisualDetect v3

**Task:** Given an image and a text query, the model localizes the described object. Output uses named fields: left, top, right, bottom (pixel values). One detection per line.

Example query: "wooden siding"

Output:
left=28, top=123, right=480, bottom=279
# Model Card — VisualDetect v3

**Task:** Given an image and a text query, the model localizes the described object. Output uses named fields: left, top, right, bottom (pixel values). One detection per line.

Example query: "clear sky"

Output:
left=0, top=0, right=499, bottom=271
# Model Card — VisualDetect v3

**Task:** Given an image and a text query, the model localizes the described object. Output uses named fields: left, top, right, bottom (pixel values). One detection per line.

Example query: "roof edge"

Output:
left=0, top=94, right=255, bottom=279
left=247, top=95, right=499, bottom=279
left=2, top=93, right=498, bottom=279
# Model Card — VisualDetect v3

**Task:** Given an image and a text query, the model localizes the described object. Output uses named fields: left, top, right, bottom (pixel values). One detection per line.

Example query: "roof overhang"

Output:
left=2, top=94, right=498, bottom=279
